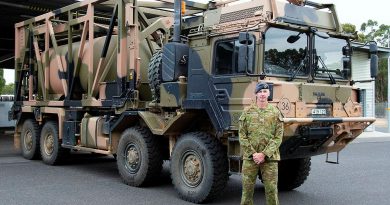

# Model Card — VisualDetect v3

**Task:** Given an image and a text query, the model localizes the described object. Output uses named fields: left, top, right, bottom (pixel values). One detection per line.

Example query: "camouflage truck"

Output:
left=11, top=0, right=378, bottom=203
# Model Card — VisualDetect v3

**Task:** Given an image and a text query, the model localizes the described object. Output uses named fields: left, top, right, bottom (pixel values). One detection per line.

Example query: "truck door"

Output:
left=210, top=37, right=256, bottom=129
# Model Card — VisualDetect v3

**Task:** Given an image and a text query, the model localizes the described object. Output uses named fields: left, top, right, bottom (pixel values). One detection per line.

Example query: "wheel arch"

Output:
left=139, top=110, right=216, bottom=136
left=110, top=112, right=140, bottom=154
left=15, top=112, right=36, bottom=136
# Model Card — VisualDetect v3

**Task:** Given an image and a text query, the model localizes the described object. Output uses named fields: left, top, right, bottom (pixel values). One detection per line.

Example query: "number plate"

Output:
left=311, top=108, right=327, bottom=115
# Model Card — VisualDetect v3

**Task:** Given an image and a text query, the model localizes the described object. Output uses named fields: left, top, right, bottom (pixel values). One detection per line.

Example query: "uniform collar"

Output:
left=249, top=103, right=271, bottom=112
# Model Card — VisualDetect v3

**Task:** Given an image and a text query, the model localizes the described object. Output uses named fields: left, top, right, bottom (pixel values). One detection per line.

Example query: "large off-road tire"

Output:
left=278, top=157, right=311, bottom=191
left=117, top=126, right=163, bottom=187
left=148, top=51, right=162, bottom=102
left=21, top=119, right=41, bottom=160
left=170, top=132, right=229, bottom=203
left=40, top=121, right=67, bottom=165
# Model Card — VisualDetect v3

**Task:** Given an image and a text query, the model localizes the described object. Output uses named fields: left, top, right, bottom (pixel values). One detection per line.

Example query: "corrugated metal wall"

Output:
left=352, top=51, right=375, bottom=131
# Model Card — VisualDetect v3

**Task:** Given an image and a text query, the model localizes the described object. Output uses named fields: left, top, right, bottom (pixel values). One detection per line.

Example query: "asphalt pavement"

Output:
left=1, top=131, right=390, bottom=205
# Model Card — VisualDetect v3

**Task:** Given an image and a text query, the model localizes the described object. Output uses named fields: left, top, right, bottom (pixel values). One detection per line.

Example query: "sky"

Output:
left=3, top=0, right=389, bottom=84
left=314, top=0, right=388, bottom=27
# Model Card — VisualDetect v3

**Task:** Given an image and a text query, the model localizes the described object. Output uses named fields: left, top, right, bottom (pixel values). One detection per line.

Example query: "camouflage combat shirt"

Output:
left=239, top=103, right=284, bottom=161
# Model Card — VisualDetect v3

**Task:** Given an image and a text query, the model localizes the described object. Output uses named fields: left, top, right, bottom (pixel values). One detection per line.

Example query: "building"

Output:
left=352, top=42, right=390, bottom=131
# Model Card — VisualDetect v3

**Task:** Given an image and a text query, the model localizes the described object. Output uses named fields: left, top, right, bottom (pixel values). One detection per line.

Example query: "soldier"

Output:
left=239, top=82, right=284, bottom=205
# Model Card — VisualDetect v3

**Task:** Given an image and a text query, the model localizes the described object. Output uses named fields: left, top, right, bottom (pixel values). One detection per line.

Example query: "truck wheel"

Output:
left=278, top=157, right=311, bottom=191
left=117, top=126, right=163, bottom=187
left=170, top=132, right=228, bottom=203
left=148, top=51, right=162, bottom=102
left=21, top=119, right=41, bottom=160
left=40, top=121, right=66, bottom=165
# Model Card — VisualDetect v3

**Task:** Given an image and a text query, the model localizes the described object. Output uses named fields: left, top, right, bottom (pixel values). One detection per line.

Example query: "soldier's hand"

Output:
left=253, top=153, right=265, bottom=164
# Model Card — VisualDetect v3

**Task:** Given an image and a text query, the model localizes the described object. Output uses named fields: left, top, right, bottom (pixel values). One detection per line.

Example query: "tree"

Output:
left=360, top=19, right=378, bottom=41
left=1, top=83, right=14, bottom=95
left=359, top=19, right=390, bottom=47
left=0, top=69, right=6, bottom=94
left=376, top=24, right=390, bottom=47
left=376, top=59, right=388, bottom=102
left=342, top=23, right=356, bottom=34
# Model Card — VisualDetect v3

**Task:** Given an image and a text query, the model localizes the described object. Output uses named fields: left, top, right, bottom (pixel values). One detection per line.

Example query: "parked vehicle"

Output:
left=0, top=95, right=15, bottom=129
left=11, top=0, right=377, bottom=203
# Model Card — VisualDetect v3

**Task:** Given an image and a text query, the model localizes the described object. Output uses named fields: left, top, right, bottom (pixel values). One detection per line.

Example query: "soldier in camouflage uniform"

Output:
left=239, top=82, right=284, bottom=205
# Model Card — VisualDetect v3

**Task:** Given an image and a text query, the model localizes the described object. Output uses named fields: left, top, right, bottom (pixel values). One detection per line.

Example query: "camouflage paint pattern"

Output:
left=239, top=103, right=283, bottom=161
left=239, top=103, right=282, bottom=204
left=12, top=0, right=375, bottom=174
left=241, top=160, right=279, bottom=205
left=10, top=1, right=378, bottom=204
left=14, top=0, right=173, bottom=103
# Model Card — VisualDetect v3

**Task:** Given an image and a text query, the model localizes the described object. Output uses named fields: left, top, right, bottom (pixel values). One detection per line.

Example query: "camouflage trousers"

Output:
left=241, top=160, right=279, bottom=205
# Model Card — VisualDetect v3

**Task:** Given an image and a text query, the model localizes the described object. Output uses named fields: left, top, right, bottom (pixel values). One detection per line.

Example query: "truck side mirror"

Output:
left=238, top=45, right=248, bottom=73
left=369, top=42, right=378, bottom=78
left=342, top=57, right=351, bottom=78
left=287, top=34, right=301, bottom=43
left=342, top=45, right=352, bottom=56
left=238, top=32, right=255, bottom=74
left=370, top=55, right=378, bottom=78
left=342, top=46, right=352, bottom=78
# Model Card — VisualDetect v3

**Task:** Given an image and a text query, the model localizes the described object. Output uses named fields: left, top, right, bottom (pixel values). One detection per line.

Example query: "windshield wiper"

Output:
left=288, top=55, right=307, bottom=81
left=316, top=55, right=336, bottom=84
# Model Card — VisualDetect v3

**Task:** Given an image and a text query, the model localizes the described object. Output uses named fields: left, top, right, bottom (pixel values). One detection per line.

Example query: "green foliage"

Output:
left=358, top=19, right=390, bottom=47
left=376, top=58, right=388, bottom=102
left=360, top=20, right=378, bottom=33
left=1, top=83, right=14, bottom=95
left=0, top=69, right=6, bottom=94
left=376, top=24, right=390, bottom=47
left=357, top=33, right=367, bottom=43
left=341, top=23, right=356, bottom=34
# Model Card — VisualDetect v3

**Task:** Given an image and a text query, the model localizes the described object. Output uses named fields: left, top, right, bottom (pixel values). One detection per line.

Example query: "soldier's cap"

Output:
left=254, top=82, right=269, bottom=94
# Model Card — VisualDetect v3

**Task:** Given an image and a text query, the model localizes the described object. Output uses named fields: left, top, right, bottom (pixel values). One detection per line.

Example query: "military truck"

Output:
left=11, top=0, right=377, bottom=203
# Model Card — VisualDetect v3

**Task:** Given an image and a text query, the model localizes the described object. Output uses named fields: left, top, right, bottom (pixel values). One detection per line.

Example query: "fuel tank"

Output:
left=42, top=35, right=153, bottom=100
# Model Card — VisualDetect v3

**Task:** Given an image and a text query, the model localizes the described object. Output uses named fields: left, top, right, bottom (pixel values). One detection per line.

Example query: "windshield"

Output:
left=264, top=27, right=350, bottom=81
left=315, top=37, right=349, bottom=79
left=264, top=27, right=307, bottom=76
